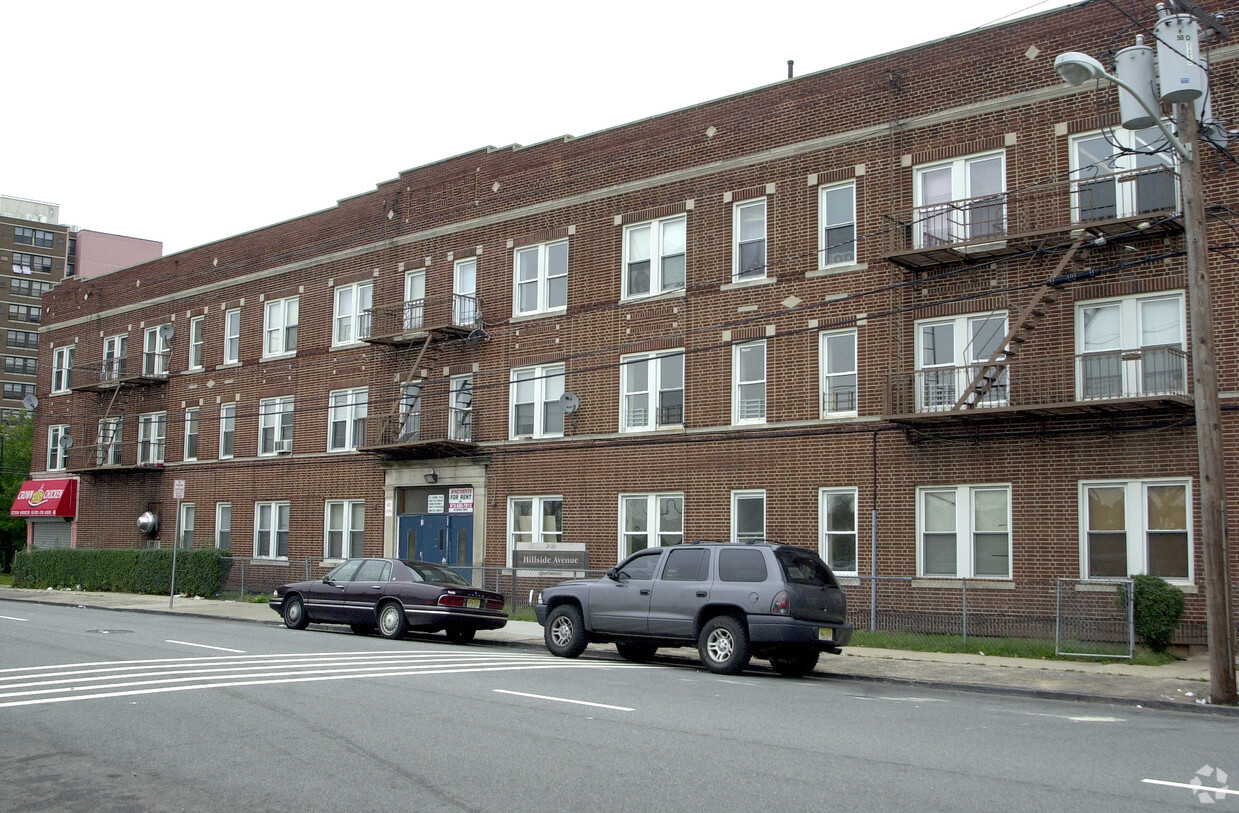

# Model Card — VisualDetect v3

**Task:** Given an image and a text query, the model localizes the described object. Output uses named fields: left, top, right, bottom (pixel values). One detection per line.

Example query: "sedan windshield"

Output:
left=404, top=561, right=469, bottom=585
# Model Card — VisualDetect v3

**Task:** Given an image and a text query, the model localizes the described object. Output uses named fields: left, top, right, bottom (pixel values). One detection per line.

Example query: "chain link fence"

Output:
left=1055, top=578, right=1133, bottom=658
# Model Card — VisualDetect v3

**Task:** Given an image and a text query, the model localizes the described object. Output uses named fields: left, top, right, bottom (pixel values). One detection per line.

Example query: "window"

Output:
left=508, top=497, right=562, bottom=557
left=513, top=239, right=568, bottom=316
left=325, top=500, right=365, bottom=559
left=450, top=374, right=473, bottom=442
left=3, top=382, right=35, bottom=400
left=101, top=334, right=126, bottom=380
left=97, top=418, right=122, bottom=466
left=719, top=547, right=769, bottom=582
left=1082, top=479, right=1191, bottom=581
left=1072, top=130, right=1177, bottom=222
left=215, top=503, right=231, bottom=551
left=733, top=199, right=767, bottom=280
left=7, top=330, right=37, bottom=349
left=327, top=387, right=367, bottom=451
left=623, top=215, right=686, bottom=299
left=223, top=308, right=241, bottom=364
left=10, top=279, right=52, bottom=298
left=14, top=227, right=53, bottom=248
left=661, top=547, right=710, bottom=581
left=184, top=408, right=200, bottom=461
left=138, top=412, right=167, bottom=464
left=1077, top=292, right=1186, bottom=400
left=454, top=258, right=478, bottom=327
left=620, top=350, right=684, bottom=431
left=731, top=490, right=766, bottom=543
left=510, top=364, right=565, bottom=438
left=918, top=485, right=1011, bottom=578
left=12, top=252, right=52, bottom=275
left=915, top=151, right=1005, bottom=247
left=47, top=424, right=69, bottom=471
left=188, top=316, right=204, bottom=370
left=258, top=396, right=294, bottom=455
left=333, top=281, right=373, bottom=346
left=915, top=312, right=1007, bottom=411
left=404, top=269, right=425, bottom=331
left=819, top=330, right=857, bottom=417
left=5, top=356, right=36, bottom=375
left=820, top=488, right=858, bottom=575
left=8, top=304, right=40, bottom=323
left=398, top=381, right=421, bottom=441
left=178, top=503, right=195, bottom=549
left=143, top=326, right=170, bottom=377
left=51, top=346, right=73, bottom=393
left=732, top=340, right=766, bottom=424
left=263, top=296, right=299, bottom=357
left=255, top=501, right=290, bottom=559
left=619, top=493, right=684, bottom=558
left=819, top=182, right=857, bottom=268
left=219, top=403, right=235, bottom=459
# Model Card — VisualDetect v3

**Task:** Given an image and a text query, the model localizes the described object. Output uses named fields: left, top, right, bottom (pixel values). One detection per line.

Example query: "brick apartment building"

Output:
left=22, top=0, right=1239, bottom=643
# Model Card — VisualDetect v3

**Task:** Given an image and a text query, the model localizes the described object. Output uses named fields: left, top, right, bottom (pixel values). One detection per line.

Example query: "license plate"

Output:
left=817, top=627, right=834, bottom=641
left=466, top=598, right=481, bottom=609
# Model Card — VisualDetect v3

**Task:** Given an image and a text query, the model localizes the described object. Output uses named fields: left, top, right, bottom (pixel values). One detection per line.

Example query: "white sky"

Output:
left=6, top=0, right=1080, bottom=255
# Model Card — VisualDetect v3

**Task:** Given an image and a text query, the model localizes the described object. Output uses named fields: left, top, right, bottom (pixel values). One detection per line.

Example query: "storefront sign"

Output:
left=10, top=479, right=78, bottom=518
left=513, top=542, right=588, bottom=576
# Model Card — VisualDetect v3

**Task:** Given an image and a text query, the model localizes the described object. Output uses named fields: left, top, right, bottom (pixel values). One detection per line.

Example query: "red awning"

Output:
left=11, top=479, right=78, bottom=518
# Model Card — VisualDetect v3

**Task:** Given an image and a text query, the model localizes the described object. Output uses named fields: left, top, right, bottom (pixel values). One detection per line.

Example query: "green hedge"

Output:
left=12, top=548, right=224, bottom=597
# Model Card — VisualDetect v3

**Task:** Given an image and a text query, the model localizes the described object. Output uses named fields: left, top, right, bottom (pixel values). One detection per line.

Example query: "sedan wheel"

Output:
left=544, top=605, right=588, bottom=658
left=377, top=602, right=407, bottom=639
left=282, top=595, right=309, bottom=630
left=698, top=616, right=750, bottom=674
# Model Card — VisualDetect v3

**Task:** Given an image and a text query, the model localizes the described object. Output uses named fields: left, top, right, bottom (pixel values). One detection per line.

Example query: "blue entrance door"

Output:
left=397, top=513, right=473, bottom=580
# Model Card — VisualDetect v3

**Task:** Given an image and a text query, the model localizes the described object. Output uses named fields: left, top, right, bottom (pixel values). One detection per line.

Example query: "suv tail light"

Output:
left=771, top=590, right=790, bottom=615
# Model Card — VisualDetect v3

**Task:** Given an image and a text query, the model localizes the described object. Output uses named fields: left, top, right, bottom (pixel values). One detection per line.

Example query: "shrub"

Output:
left=1126, top=574, right=1186, bottom=652
left=12, top=548, right=224, bottom=597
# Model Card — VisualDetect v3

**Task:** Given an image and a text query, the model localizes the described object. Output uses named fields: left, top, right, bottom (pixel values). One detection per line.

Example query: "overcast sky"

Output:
left=6, top=0, right=1080, bottom=255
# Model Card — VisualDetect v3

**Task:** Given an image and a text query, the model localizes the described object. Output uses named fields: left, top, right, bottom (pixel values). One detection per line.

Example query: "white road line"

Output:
left=493, top=689, right=635, bottom=712
left=0, top=650, right=544, bottom=675
left=165, top=640, right=246, bottom=653
left=0, top=614, right=28, bottom=622
left=1009, top=710, right=1125, bottom=723
left=1143, top=779, right=1239, bottom=796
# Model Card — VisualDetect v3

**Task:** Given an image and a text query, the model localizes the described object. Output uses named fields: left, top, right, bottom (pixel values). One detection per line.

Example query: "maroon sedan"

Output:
left=270, top=558, right=507, bottom=643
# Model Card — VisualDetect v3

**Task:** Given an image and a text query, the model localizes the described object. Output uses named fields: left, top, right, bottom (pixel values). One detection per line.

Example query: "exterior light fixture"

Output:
left=424, top=471, right=438, bottom=484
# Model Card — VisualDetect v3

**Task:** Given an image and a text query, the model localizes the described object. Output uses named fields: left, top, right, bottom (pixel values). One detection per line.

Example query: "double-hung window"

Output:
left=255, top=501, right=290, bottom=559
left=450, top=374, right=473, bottom=442
left=914, top=151, right=1005, bottom=247
left=258, top=396, right=294, bottom=455
left=47, top=424, right=69, bottom=471
left=454, top=258, right=478, bottom=327
left=98, top=418, right=122, bottom=466
left=819, top=488, right=858, bottom=575
left=1072, top=130, right=1177, bottom=222
left=325, top=500, right=365, bottom=559
left=1077, top=292, right=1186, bottom=400
left=514, top=240, right=568, bottom=316
left=219, top=403, right=235, bottom=458
left=404, top=269, right=426, bottom=331
left=143, top=326, right=170, bottom=377
left=333, top=281, right=373, bottom=346
left=819, top=182, right=857, bottom=268
left=263, top=296, right=299, bottom=357
left=178, top=503, right=195, bottom=549
left=215, top=503, right=231, bottom=550
left=507, top=496, right=563, bottom=565
left=820, top=330, right=857, bottom=417
left=138, top=412, right=167, bottom=465
left=918, top=485, right=1011, bottom=578
left=623, top=216, right=686, bottom=299
left=732, top=340, right=766, bottom=424
left=733, top=199, right=767, bottom=280
left=223, top=308, right=241, bottom=364
left=328, top=387, right=368, bottom=451
left=731, top=490, right=766, bottom=543
left=188, top=316, right=204, bottom=370
left=1081, top=479, right=1190, bottom=581
left=620, top=350, right=684, bottom=431
left=510, top=364, right=565, bottom=438
left=619, top=493, right=684, bottom=558
left=51, top=346, right=73, bottom=393
left=915, top=312, right=1008, bottom=411
left=184, top=407, right=199, bottom=461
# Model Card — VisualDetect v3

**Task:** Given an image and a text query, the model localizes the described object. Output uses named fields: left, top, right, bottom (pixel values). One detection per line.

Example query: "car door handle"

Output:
left=696, top=591, right=707, bottom=598
left=639, top=589, right=650, bottom=595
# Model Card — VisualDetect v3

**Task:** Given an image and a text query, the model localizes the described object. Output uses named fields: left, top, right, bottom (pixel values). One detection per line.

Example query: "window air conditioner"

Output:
left=275, top=439, right=292, bottom=454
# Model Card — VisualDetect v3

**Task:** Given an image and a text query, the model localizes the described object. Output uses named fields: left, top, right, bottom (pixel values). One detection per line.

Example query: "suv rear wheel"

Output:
left=698, top=616, right=750, bottom=674
left=545, top=605, right=589, bottom=658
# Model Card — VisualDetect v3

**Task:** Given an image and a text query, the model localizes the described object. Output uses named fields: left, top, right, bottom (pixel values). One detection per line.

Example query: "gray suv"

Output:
left=534, top=542, right=852, bottom=676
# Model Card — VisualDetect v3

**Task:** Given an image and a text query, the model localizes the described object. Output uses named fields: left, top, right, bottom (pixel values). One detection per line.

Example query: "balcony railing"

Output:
left=71, top=352, right=171, bottom=392
left=884, top=348, right=1191, bottom=421
left=360, top=402, right=476, bottom=457
left=65, top=437, right=165, bottom=474
left=361, top=293, right=479, bottom=345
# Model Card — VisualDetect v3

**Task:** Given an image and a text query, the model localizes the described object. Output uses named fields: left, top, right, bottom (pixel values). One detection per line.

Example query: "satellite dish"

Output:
left=21, top=394, right=38, bottom=411
left=158, top=324, right=175, bottom=341
left=58, top=434, right=74, bottom=451
left=559, top=392, right=580, bottom=414
left=464, top=328, right=486, bottom=347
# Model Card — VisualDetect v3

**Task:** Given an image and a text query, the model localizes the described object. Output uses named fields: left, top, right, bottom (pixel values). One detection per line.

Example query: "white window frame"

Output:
left=178, top=502, right=195, bottom=549
left=454, top=258, right=478, bottom=327
left=509, top=363, right=565, bottom=439
left=51, top=345, right=73, bottom=393
left=254, top=501, right=290, bottom=560
left=188, top=316, right=205, bottom=371
left=263, top=296, right=299, bottom=358
left=327, top=387, right=368, bottom=451
left=333, top=281, right=373, bottom=347
left=325, top=499, right=365, bottom=559
left=618, top=493, right=684, bottom=559
left=620, top=350, right=685, bottom=432
left=184, top=407, right=199, bottom=461
left=101, top=333, right=127, bottom=381
left=223, top=308, right=241, bottom=365
left=819, top=487, right=859, bottom=576
left=819, top=329, right=858, bottom=417
left=219, top=403, right=235, bottom=459
left=913, top=150, right=1006, bottom=248
left=731, top=490, right=766, bottom=543
left=47, top=424, right=68, bottom=471
left=449, top=374, right=473, bottom=442
left=622, top=215, right=687, bottom=300
left=732, top=340, right=766, bottom=424
left=917, top=484, right=1012, bottom=579
left=1070, top=129, right=1179, bottom=223
left=732, top=198, right=767, bottom=281
left=143, top=325, right=170, bottom=377
left=258, top=396, right=294, bottom=456
left=1079, top=478, right=1192, bottom=583
left=513, top=239, right=568, bottom=317
left=138, top=412, right=167, bottom=465
left=819, top=181, right=857, bottom=269
left=97, top=417, right=122, bottom=466
left=215, top=502, right=231, bottom=551
left=914, top=312, right=1009, bottom=412
left=404, top=269, right=426, bottom=331
left=506, top=496, right=563, bottom=566
left=1075, top=291, right=1186, bottom=401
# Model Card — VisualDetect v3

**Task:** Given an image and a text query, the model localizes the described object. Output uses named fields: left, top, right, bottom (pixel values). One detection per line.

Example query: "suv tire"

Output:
left=698, top=615, right=751, bottom=674
left=545, top=605, right=589, bottom=658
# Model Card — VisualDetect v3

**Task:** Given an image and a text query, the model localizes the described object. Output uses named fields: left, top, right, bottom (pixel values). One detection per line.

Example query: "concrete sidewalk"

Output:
left=2, top=584, right=1233, bottom=715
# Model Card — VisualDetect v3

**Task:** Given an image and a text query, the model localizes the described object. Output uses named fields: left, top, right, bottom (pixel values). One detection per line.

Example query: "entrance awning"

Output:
left=11, top=479, right=78, bottom=518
